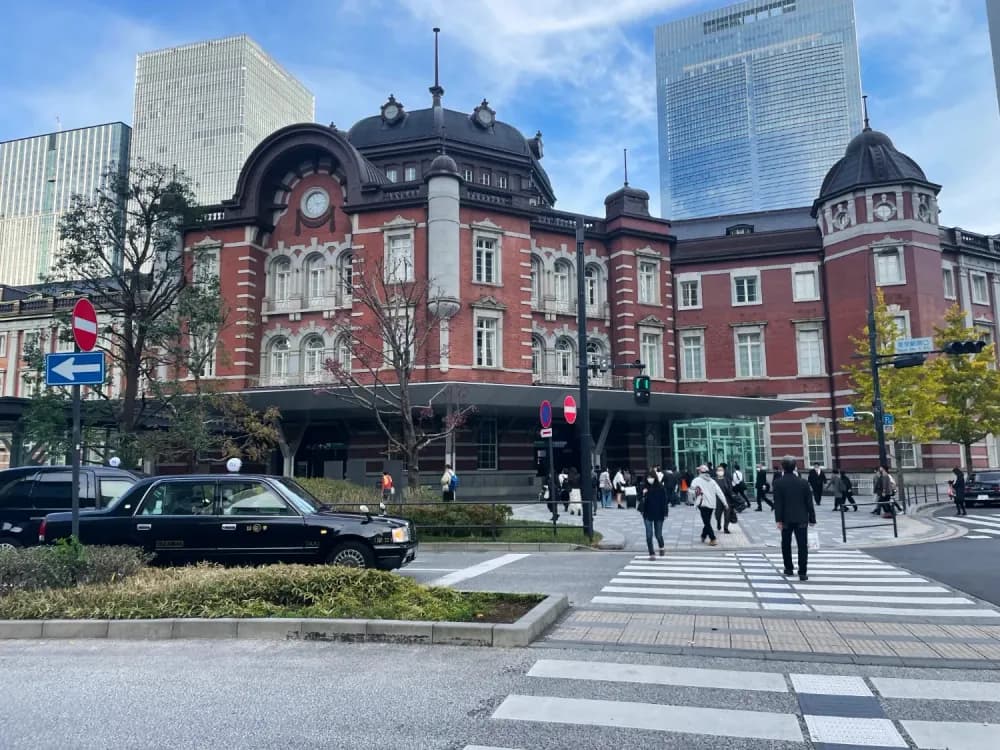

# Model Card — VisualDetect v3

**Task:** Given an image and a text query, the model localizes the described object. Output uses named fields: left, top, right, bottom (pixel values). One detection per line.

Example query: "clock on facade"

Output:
left=874, top=202, right=895, bottom=221
left=917, top=201, right=931, bottom=222
left=302, top=188, right=330, bottom=219
left=833, top=210, right=850, bottom=230
left=473, top=99, right=495, bottom=129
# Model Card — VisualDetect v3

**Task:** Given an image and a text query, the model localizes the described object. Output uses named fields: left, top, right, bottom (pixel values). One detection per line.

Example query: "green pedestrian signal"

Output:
left=633, top=375, right=651, bottom=404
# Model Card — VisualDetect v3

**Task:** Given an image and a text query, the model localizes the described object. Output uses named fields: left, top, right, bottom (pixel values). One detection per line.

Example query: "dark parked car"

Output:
left=0, top=466, right=140, bottom=550
left=965, top=470, right=1000, bottom=507
left=41, top=474, right=417, bottom=569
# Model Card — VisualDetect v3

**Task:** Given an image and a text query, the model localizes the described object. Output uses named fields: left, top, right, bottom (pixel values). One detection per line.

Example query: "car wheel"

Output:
left=326, top=541, right=375, bottom=568
left=0, top=536, right=22, bottom=552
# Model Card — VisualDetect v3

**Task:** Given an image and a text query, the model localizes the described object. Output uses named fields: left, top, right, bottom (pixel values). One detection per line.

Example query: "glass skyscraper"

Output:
left=0, top=122, right=130, bottom=286
left=988, top=0, right=1000, bottom=115
left=655, top=0, right=862, bottom=219
left=132, top=35, right=315, bottom=205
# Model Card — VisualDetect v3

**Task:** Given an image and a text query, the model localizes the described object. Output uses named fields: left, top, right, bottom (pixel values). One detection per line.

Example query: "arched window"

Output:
left=272, top=257, right=291, bottom=303
left=553, top=260, right=572, bottom=305
left=269, top=337, right=290, bottom=381
left=587, top=340, right=606, bottom=383
left=530, top=256, right=543, bottom=305
left=335, top=335, right=352, bottom=373
left=555, top=337, right=574, bottom=381
left=338, top=253, right=354, bottom=302
left=304, top=254, right=326, bottom=306
left=531, top=336, right=544, bottom=379
left=302, top=335, right=325, bottom=381
left=585, top=264, right=601, bottom=308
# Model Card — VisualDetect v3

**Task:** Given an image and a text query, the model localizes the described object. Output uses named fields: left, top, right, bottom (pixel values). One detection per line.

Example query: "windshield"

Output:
left=276, top=478, right=326, bottom=514
left=972, top=472, right=1000, bottom=484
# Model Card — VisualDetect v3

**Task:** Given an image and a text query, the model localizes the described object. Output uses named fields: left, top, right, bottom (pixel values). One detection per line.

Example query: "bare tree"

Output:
left=320, top=257, right=474, bottom=491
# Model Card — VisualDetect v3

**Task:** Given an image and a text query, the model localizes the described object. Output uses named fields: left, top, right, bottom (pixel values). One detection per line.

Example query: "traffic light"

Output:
left=892, top=354, right=926, bottom=369
left=633, top=375, right=651, bottom=404
left=944, top=340, right=987, bottom=356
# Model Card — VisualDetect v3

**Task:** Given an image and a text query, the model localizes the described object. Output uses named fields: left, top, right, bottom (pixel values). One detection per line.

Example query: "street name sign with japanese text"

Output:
left=895, top=337, right=933, bottom=355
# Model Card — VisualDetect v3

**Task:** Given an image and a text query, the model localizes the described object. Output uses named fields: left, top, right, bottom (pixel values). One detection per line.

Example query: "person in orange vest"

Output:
left=381, top=471, right=394, bottom=502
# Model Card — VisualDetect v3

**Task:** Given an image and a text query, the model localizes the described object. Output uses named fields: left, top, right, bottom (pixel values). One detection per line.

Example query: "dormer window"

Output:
left=726, top=224, right=754, bottom=236
left=480, top=170, right=491, bottom=187
left=462, top=166, right=474, bottom=182
left=497, top=173, right=508, bottom=189
left=386, top=167, right=398, bottom=183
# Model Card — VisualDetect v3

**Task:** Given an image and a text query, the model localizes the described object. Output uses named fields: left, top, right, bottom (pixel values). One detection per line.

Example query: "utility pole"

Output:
left=576, top=216, right=594, bottom=540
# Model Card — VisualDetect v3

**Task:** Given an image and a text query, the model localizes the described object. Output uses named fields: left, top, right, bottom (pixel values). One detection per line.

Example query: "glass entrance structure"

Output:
left=672, top=418, right=757, bottom=474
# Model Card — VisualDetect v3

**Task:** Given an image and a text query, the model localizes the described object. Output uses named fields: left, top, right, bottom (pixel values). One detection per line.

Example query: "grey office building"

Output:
left=132, top=35, right=315, bottom=205
left=655, top=0, right=863, bottom=219
left=0, top=122, right=130, bottom=286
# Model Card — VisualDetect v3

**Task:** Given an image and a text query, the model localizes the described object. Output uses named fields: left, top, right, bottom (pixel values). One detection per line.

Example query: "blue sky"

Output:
left=1, top=0, right=997, bottom=233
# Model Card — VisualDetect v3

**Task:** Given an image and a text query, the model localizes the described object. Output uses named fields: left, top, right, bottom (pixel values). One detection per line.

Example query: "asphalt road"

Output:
left=870, top=507, right=1000, bottom=608
left=3, top=639, right=999, bottom=749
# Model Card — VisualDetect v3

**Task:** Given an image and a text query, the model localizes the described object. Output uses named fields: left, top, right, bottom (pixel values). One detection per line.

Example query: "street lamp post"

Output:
left=576, top=217, right=594, bottom=540
left=867, top=255, right=889, bottom=469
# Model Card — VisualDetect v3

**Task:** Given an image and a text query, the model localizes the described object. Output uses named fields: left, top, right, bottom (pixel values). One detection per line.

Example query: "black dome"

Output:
left=815, top=128, right=930, bottom=207
left=348, top=107, right=532, bottom=156
left=426, top=153, right=459, bottom=177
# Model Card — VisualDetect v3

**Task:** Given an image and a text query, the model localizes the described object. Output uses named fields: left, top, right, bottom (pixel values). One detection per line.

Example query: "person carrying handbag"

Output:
left=639, top=469, right=668, bottom=560
left=690, top=465, right=727, bottom=546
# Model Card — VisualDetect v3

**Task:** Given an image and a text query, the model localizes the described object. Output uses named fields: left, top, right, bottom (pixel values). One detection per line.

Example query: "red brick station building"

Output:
left=5, top=87, right=993, bottom=487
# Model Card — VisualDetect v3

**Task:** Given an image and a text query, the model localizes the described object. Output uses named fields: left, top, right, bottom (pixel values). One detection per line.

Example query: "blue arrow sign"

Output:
left=843, top=405, right=855, bottom=418
left=883, top=414, right=895, bottom=426
left=45, top=352, right=106, bottom=386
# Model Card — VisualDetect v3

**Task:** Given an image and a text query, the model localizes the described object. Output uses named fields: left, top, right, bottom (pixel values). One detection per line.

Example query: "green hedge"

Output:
left=295, top=477, right=511, bottom=537
left=0, top=564, right=541, bottom=622
left=0, top=539, right=148, bottom=595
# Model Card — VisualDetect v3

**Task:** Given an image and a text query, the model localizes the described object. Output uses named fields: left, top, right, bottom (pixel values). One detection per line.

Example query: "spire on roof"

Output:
left=862, top=94, right=871, bottom=131
left=623, top=148, right=629, bottom=187
left=429, top=27, right=444, bottom=106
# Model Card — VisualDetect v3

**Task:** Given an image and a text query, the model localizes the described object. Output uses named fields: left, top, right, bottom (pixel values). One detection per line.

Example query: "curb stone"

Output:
left=0, top=595, right=570, bottom=648
left=420, top=542, right=595, bottom=552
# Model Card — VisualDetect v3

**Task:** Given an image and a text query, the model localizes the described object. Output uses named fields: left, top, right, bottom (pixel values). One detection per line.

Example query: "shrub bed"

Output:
left=295, top=477, right=438, bottom=505
left=0, top=564, right=542, bottom=623
left=0, top=539, right=148, bottom=596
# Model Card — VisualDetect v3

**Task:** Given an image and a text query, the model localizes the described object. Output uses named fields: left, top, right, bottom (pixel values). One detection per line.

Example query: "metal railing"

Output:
left=838, top=497, right=899, bottom=543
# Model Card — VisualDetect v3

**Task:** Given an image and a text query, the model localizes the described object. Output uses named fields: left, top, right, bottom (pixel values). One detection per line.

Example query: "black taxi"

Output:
left=40, top=474, right=416, bottom=569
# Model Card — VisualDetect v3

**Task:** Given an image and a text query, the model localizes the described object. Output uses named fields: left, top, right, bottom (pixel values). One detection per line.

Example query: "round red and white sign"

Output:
left=563, top=394, right=577, bottom=425
left=71, top=298, right=98, bottom=352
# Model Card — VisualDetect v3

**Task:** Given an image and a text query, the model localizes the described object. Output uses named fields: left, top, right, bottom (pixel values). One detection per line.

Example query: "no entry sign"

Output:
left=539, top=400, right=552, bottom=429
left=71, top=298, right=98, bottom=352
left=563, top=394, right=577, bottom=424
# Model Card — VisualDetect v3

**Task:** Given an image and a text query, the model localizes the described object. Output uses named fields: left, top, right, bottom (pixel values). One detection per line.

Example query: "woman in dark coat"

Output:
left=953, top=467, right=967, bottom=516
left=641, top=469, right=669, bottom=560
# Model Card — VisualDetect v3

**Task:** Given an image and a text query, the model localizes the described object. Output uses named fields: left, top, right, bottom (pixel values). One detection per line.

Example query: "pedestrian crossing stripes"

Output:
left=589, top=550, right=1000, bottom=618
left=948, top=514, right=1000, bottom=539
left=463, top=658, right=1000, bottom=749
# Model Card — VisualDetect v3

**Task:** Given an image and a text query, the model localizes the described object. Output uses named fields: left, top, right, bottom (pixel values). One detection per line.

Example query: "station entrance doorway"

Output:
left=672, top=418, right=758, bottom=474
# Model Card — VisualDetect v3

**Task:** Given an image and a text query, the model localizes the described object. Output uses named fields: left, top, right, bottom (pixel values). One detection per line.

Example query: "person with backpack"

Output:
left=441, top=464, right=457, bottom=502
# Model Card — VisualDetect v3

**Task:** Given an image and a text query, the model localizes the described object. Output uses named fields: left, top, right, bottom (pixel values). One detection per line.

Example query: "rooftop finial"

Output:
left=429, top=27, right=444, bottom=105
left=623, top=148, right=629, bottom=187
left=862, top=94, right=870, bottom=131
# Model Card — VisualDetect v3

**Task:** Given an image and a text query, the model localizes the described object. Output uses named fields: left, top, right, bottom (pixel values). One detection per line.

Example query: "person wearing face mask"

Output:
left=690, top=465, right=727, bottom=546
left=639, top=468, right=668, bottom=560
left=713, top=466, right=735, bottom=534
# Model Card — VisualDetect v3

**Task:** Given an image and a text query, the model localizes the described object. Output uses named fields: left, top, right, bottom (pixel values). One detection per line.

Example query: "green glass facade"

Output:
left=672, top=418, right=758, bottom=473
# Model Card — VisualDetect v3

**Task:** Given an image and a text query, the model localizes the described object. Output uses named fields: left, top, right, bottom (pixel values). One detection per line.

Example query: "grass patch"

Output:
left=419, top=520, right=601, bottom=545
left=0, top=564, right=543, bottom=623
left=0, top=539, right=148, bottom=594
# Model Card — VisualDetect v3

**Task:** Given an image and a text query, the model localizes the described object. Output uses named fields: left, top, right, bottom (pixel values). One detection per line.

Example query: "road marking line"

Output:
left=528, top=659, right=788, bottom=692
left=812, top=604, right=1000, bottom=617
left=790, top=674, right=873, bottom=696
left=403, top=568, right=460, bottom=572
left=591, top=595, right=760, bottom=609
left=962, top=514, right=1000, bottom=521
left=429, top=553, right=529, bottom=586
left=492, top=694, right=802, bottom=741
left=611, top=577, right=749, bottom=588
left=788, top=584, right=949, bottom=593
left=799, top=593, right=973, bottom=605
left=463, top=746, right=523, bottom=750
left=901, top=720, right=1000, bottom=750
left=966, top=534, right=993, bottom=539
left=602, top=585, right=756, bottom=598
left=805, top=715, right=906, bottom=747
left=949, top=517, right=1000, bottom=530
left=872, top=677, right=1000, bottom=702
left=972, top=528, right=1000, bottom=535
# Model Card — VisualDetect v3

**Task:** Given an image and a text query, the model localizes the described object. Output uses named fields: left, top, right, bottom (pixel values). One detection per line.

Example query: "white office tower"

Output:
left=0, top=122, right=131, bottom=285
left=131, top=35, right=315, bottom=205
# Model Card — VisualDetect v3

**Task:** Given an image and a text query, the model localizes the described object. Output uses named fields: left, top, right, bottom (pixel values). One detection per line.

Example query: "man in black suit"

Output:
left=774, top=455, right=816, bottom=581
left=808, top=463, right=827, bottom=506
left=754, top=464, right=773, bottom=511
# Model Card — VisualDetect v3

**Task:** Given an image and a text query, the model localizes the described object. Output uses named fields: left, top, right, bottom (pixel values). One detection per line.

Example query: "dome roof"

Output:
left=348, top=106, right=533, bottom=157
left=815, top=128, right=931, bottom=207
left=426, top=153, right=459, bottom=177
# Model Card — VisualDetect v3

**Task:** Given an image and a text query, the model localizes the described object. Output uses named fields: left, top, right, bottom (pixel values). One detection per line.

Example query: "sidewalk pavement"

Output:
left=540, top=611, right=1000, bottom=667
left=511, top=498, right=960, bottom=551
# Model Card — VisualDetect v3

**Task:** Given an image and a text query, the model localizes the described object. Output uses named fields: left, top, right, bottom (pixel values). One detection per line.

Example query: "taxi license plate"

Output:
left=977, top=494, right=988, bottom=500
